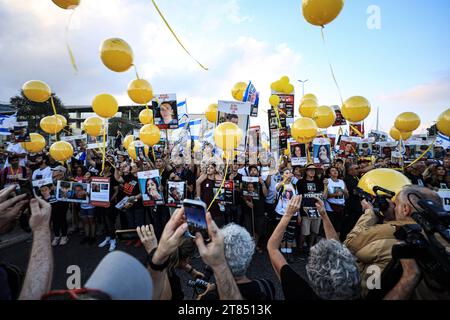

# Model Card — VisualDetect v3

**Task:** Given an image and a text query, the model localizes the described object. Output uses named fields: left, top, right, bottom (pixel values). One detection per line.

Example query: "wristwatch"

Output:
left=146, top=248, right=169, bottom=271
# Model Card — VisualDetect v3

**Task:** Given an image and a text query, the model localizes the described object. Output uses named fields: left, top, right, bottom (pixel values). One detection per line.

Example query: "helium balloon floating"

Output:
left=214, top=122, right=243, bottom=151
left=128, top=79, right=153, bottom=104
left=92, top=94, right=118, bottom=119
left=56, top=115, right=67, bottom=128
left=40, top=116, right=63, bottom=134
left=123, top=135, right=134, bottom=150
left=358, top=168, right=411, bottom=199
left=269, top=95, right=281, bottom=108
left=22, top=80, right=51, bottom=103
left=139, top=109, right=154, bottom=125
left=21, top=133, right=46, bottom=153
left=52, top=0, right=80, bottom=10
left=390, top=127, right=412, bottom=141
left=50, top=141, right=74, bottom=162
left=291, top=118, right=318, bottom=143
left=231, top=82, right=247, bottom=101
left=437, top=109, right=450, bottom=137
left=100, top=38, right=134, bottom=73
left=302, top=0, right=344, bottom=27
left=341, top=96, right=371, bottom=123
left=83, top=116, right=103, bottom=137
left=313, top=106, right=336, bottom=129
left=299, top=99, right=319, bottom=118
left=140, top=124, right=161, bottom=147
left=301, top=93, right=318, bottom=103
left=395, top=112, right=421, bottom=133
left=205, top=104, right=218, bottom=123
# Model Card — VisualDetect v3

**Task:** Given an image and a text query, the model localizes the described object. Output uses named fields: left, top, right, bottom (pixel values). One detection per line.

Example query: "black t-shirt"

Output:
left=202, top=279, right=275, bottom=301
left=168, top=270, right=184, bottom=301
left=280, top=264, right=319, bottom=300
left=122, top=174, right=143, bottom=208
left=226, top=172, right=243, bottom=205
left=344, top=175, right=363, bottom=213
left=243, top=181, right=266, bottom=216
left=296, top=179, right=324, bottom=217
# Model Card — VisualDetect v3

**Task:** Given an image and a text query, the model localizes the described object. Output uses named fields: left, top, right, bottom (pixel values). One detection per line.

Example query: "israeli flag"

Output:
left=0, top=113, right=17, bottom=135
left=177, top=100, right=189, bottom=125
left=188, top=119, right=202, bottom=140
left=436, top=132, right=450, bottom=150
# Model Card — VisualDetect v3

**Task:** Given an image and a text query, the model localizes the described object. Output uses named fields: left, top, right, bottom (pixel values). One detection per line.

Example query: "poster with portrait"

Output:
left=32, top=178, right=57, bottom=203
left=213, top=180, right=234, bottom=205
left=12, top=121, right=30, bottom=142
left=290, top=143, right=308, bottom=167
left=332, top=106, right=347, bottom=127
left=152, top=94, right=179, bottom=130
left=134, top=141, right=148, bottom=161
left=61, top=134, right=87, bottom=153
left=338, top=136, right=359, bottom=159
left=217, top=100, right=251, bottom=151
left=243, top=81, right=260, bottom=117
left=56, top=181, right=90, bottom=204
left=415, top=142, right=434, bottom=160
left=242, top=176, right=259, bottom=200
left=138, top=170, right=164, bottom=207
left=313, top=138, right=332, bottom=166
left=302, top=193, right=323, bottom=219
left=248, top=126, right=260, bottom=165
left=403, top=141, right=417, bottom=161
left=167, top=181, right=186, bottom=208
left=90, top=177, right=110, bottom=208
left=377, top=141, right=398, bottom=158
left=357, top=138, right=374, bottom=157
left=87, top=134, right=108, bottom=150
left=369, top=130, right=389, bottom=142
left=277, top=94, right=295, bottom=119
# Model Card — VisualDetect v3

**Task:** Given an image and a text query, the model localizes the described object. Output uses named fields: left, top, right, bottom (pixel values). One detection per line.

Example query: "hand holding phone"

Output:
left=183, top=199, right=209, bottom=240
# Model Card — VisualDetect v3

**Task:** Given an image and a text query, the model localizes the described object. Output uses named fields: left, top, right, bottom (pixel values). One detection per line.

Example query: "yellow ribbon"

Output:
left=207, top=154, right=229, bottom=212
left=349, top=124, right=364, bottom=138
left=65, top=9, right=78, bottom=73
left=405, top=139, right=436, bottom=169
left=273, top=106, right=282, bottom=129
left=321, top=27, right=344, bottom=105
left=100, top=121, right=107, bottom=175
left=150, top=0, right=208, bottom=71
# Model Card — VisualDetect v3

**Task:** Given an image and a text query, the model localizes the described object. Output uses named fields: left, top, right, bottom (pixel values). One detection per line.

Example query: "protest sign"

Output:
left=152, top=94, right=179, bottom=130
left=91, top=177, right=110, bottom=208
left=32, top=178, right=57, bottom=203
left=138, top=170, right=164, bottom=206
left=56, top=181, right=90, bottom=204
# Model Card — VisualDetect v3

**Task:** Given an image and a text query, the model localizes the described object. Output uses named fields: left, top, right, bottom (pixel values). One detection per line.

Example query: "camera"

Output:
left=187, top=279, right=209, bottom=291
left=355, top=186, right=396, bottom=223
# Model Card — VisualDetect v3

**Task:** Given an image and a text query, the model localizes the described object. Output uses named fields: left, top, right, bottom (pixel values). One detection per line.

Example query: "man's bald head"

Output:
left=394, top=185, right=442, bottom=221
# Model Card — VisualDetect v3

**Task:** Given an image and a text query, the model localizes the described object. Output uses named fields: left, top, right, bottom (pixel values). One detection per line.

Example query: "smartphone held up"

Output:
left=183, top=199, right=209, bottom=240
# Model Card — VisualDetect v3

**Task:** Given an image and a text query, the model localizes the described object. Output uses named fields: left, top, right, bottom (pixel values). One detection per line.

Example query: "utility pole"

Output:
left=297, top=79, right=309, bottom=96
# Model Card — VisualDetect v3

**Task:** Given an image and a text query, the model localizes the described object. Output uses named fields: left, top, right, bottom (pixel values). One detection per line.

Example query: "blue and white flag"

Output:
left=177, top=99, right=189, bottom=125
left=0, top=113, right=17, bottom=136
left=436, top=133, right=450, bottom=150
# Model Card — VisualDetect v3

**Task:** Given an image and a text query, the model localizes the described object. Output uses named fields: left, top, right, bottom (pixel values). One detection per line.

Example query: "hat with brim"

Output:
left=304, top=163, right=320, bottom=170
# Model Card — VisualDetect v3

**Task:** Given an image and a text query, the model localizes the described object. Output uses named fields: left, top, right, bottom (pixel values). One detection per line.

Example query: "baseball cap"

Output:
left=51, top=165, right=67, bottom=173
left=84, top=251, right=153, bottom=300
left=304, top=163, right=319, bottom=170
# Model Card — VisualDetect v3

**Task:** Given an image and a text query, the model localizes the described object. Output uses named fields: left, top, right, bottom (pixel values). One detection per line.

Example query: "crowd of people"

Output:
left=0, top=130, right=449, bottom=301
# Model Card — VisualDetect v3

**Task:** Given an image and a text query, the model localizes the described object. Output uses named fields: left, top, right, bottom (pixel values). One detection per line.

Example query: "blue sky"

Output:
left=0, top=0, right=448, bottom=133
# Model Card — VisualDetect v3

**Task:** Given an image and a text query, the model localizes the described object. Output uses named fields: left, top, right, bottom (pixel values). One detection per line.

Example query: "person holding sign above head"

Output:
left=159, top=102, right=177, bottom=126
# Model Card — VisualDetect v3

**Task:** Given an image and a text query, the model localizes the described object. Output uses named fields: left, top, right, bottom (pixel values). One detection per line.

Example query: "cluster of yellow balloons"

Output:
left=271, top=76, right=294, bottom=94
left=299, top=94, right=319, bottom=118
left=52, top=0, right=80, bottom=10
left=205, top=103, right=218, bottom=123
left=231, top=82, right=248, bottom=101
left=341, top=96, right=371, bottom=123
left=214, top=122, right=243, bottom=152
left=302, top=0, right=344, bottom=27
left=390, top=127, right=412, bottom=142
left=437, top=109, right=450, bottom=137
left=291, top=117, right=318, bottom=144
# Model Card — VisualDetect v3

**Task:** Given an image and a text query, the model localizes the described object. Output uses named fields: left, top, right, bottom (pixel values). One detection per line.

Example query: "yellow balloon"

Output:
left=262, top=141, right=269, bottom=151
left=52, top=0, right=80, bottom=9
left=22, top=80, right=51, bottom=103
left=231, top=82, right=247, bottom=101
left=313, top=105, right=336, bottom=128
left=92, top=93, right=118, bottom=119
left=299, top=99, right=319, bottom=118
left=280, top=76, right=290, bottom=84
left=302, top=0, right=344, bottom=27
left=139, top=109, right=154, bottom=125
left=83, top=116, right=103, bottom=137
left=358, top=169, right=411, bottom=199
left=100, top=38, right=134, bottom=73
left=127, top=141, right=149, bottom=161
left=284, top=83, right=295, bottom=94
left=128, top=79, right=154, bottom=104
left=390, top=127, right=412, bottom=141
left=205, top=104, right=218, bottom=123
left=301, top=94, right=318, bottom=103
left=291, top=118, right=318, bottom=143
left=271, top=81, right=284, bottom=93
left=395, top=112, right=421, bottom=132
left=21, top=133, right=46, bottom=153
left=214, top=122, right=243, bottom=151
left=40, top=116, right=63, bottom=134
left=56, top=115, right=67, bottom=128
left=123, top=135, right=134, bottom=150
left=269, top=95, right=281, bottom=108
left=49, top=141, right=74, bottom=162
left=140, top=124, right=161, bottom=147
left=342, top=96, right=371, bottom=123
left=437, top=109, right=450, bottom=137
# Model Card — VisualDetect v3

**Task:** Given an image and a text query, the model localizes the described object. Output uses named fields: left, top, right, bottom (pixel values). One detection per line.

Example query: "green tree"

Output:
left=108, top=105, right=145, bottom=137
left=10, top=91, right=69, bottom=134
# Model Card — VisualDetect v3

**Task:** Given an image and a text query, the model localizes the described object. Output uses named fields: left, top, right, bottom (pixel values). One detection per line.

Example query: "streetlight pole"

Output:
left=297, top=79, right=309, bottom=96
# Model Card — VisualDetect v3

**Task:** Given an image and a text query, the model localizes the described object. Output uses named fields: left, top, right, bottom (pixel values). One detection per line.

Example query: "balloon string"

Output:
left=405, top=139, right=436, bottom=169
left=273, top=106, right=282, bottom=129
left=207, top=156, right=229, bottom=212
left=100, top=121, right=107, bottom=175
left=150, top=0, right=208, bottom=71
left=65, top=9, right=78, bottom=73
left=321, top=28, right=344, bottom=105
left=133, top=64, right=140, bottom=79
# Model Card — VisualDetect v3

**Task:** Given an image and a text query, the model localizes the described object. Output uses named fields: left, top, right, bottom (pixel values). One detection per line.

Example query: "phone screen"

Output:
left=184, top=205, right=208, bottom=240
left=16, top=179, right=33, bottom=198
left=302, top=196, right=320, bottom=219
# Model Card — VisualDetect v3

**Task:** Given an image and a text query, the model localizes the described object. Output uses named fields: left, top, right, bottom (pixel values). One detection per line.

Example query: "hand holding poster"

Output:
left=302, top=193, right=323, bottom=219
left=56, top=181, right=90, bottom=203
left=313, top=138, right=332, bottom=166
left=213, top=180, right=234, bottom=204
left=138, top=170, right=164, bottom=206
left=152, top=94, right=179, bottom=130
left=332, top=106, right=347, bottom=127
left=12, top=122, right=30, bottom=142
left=217, top=100, right=251, bottom=151
left=242, top=176, right=259, bottom=200
left=91, top=177, right=110, bottom=208
left=167, top=181, right=185, bottom=207
left=32, top=178, right=57, bottom=203
left=358, top=138, right=374, bottom=157
left=339, top=136, right=359, bottom=159
left=290, top=142, right=308, bottom=166
left=243, top=81, right=260, bottom=117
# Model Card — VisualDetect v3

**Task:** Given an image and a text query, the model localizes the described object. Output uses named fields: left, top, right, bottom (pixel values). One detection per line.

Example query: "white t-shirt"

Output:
left=325, top=179, right=346, bottom=211
left=32, top=166, right=52, bottom=181
left=275, top=182, right=298, bottom=216
left=4, top=143, right=27, bottom=167
left=265, top=173, right=280, bottom=205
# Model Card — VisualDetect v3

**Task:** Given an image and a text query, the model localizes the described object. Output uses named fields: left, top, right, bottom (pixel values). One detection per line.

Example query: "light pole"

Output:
left=297, top=79, right=309, bottom=96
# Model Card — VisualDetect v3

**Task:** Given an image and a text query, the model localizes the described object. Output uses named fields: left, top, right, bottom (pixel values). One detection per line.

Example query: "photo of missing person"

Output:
left=332, top=106, right=347, bottom=127
left=32, top=178, right=57, bottom=203
left=138, top=170, right=164, bottom=206
left=56, top=181, right=90, bottom=203
left=358, top=142, right=373, bottom=157
left=12, top=122, right=30, bottom=143
left=167, top=181, right=185, bottom=207
left=152, top=94, right=179, bottom=129
left=146, top=178, right=163, bottom=201
left=313, top=139, right=332, bottom=165
left=291, top=143, right=307, bottom=166
left=339, top=138, right=358, bottom=158
left=242, top=177, right=259, bottom=200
